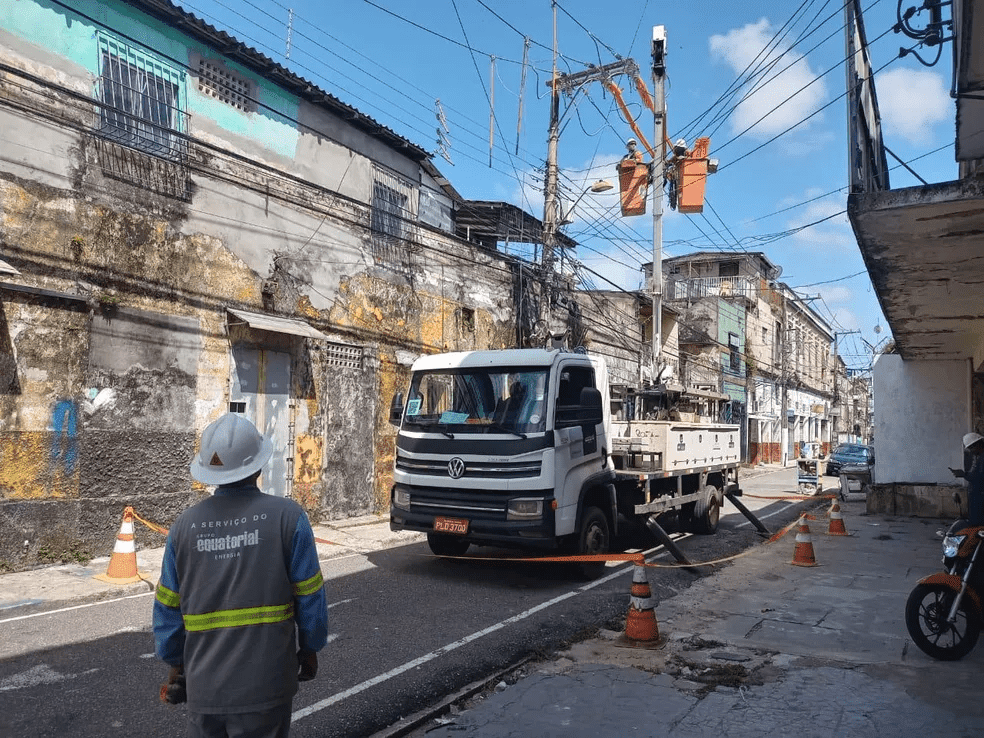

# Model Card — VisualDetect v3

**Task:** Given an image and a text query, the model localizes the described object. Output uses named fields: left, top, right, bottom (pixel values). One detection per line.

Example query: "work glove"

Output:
left=159, top=665, right=187, bottom=704
left=297, top=649, right=318, bottom=682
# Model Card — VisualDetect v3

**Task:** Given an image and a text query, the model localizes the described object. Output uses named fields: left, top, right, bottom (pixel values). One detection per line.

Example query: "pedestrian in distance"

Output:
left=153, top=412, right=329, bottom=737
left=950, top=431, right=984, bottom=525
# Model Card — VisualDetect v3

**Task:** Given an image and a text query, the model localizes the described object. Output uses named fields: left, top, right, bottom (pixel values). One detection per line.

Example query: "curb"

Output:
left=370, top=656, right=535, bottom=738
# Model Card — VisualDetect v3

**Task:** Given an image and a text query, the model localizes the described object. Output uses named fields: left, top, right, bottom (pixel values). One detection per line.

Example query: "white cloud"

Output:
left=817, top=285, right=852, bottom=304
left=786, top=199, right=853, bottom=250
left=874, top=68, right=950, bottom=145
left=709, top=18, right=828, bottom=139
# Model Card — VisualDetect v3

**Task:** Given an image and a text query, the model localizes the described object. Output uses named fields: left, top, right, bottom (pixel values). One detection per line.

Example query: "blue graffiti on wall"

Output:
left=50, top=399, right=78, bottom=475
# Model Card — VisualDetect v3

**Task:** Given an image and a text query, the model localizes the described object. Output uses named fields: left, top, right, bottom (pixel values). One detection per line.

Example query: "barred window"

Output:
left=369, top=165, right=417, bottom=276
left=728, top=332, right=740, bottom=373
left=97, top=35, right=185, bottom=160
left=371, top=181, right=408, bottom=240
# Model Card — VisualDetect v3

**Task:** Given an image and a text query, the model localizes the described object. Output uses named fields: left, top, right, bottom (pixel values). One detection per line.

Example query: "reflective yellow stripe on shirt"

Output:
left=183, top=603, right=294, bottom=632
left=156, top=583, right=180, bottom=609
left=292, top=570, right=324, bottom=597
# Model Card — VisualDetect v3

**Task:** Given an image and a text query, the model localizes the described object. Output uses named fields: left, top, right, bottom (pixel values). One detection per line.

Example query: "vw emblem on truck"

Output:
left=448, top=457, right=466, bottom=479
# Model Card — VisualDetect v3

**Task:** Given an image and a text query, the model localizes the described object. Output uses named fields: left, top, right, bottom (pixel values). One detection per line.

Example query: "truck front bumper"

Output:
left=389, top=488, right=558, bottom=549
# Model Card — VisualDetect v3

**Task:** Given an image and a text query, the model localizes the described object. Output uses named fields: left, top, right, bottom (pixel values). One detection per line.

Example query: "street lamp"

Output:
left=558, top=179, right=614, bottom=226
left=557, top=179, right=613, bottom=284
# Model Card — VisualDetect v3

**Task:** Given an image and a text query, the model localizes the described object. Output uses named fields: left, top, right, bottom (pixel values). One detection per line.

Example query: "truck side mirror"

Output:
left=578, top=387, right=604, bottom=425
left=389, top=392, right=404, bottom=426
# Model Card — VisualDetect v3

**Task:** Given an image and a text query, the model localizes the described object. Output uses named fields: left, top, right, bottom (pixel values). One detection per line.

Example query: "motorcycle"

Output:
left=905, top=513, right=984, bottom=660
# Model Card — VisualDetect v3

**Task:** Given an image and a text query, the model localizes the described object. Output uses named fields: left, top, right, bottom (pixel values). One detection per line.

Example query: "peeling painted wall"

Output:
left=0, top=0, right=534, bottom=570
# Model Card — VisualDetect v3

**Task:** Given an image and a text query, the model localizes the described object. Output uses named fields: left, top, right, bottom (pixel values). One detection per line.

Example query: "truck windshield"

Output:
left=403, top=368, right=548, bottom=435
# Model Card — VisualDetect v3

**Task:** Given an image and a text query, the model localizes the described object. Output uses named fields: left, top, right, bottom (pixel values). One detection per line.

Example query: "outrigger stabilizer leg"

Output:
left=645, top=516, right=702, bottom=575
left=724, top=486, right=771, bottom=537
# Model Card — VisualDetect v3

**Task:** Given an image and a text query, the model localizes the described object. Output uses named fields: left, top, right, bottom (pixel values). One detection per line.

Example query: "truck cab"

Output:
left=389, top=349, right=616, bottom=557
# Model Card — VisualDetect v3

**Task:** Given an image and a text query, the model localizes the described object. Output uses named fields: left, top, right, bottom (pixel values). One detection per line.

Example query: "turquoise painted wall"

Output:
left=717, top=299, right=745, bottom=382
left=3, top=0, right=299, bottom=158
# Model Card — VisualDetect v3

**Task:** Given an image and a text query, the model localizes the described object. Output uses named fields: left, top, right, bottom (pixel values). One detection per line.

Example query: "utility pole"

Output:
left=540, top=1, right=560, bottom=339
left=780, top=284, right=789, bottom=466
left=651, top=26, right=667, bottom=379
left=539, top=23, right=641, bottom=343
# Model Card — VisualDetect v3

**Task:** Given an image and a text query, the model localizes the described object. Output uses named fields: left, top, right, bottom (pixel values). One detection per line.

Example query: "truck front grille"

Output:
left=396, top=456, right=542, bottom=479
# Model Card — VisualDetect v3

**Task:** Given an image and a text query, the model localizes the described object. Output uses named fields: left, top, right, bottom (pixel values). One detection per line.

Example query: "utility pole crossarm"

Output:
left=546, top=59, right=641, bottom=92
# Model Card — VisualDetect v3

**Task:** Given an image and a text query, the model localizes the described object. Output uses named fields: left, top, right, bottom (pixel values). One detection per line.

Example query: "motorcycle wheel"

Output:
left=905, top=583, right=981, bottom=661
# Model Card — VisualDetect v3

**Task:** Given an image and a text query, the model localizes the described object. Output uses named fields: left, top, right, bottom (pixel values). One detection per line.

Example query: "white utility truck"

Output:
left=389, top=348, right=741, bottom=559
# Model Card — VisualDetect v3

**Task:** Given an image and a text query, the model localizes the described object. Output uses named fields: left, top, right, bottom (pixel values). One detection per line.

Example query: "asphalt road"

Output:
left=0, top=466, right=812, bottom=738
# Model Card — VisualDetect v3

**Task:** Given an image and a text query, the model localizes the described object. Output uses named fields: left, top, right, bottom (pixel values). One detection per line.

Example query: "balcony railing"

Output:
left=664, top=275, right=758, bottom=301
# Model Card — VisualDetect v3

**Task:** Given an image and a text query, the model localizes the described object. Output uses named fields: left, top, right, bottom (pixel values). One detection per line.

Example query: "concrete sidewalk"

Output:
left=0, top=514, right=423, bottom=619
left=411, top=502, right=984, bottom=738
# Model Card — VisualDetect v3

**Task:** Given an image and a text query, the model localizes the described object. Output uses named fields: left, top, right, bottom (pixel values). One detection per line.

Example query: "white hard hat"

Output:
left=626, top=138, right=637, bottom=146
left=963, top=432, right=984, bottom=449
left=191, top=413, right=274, bottom=485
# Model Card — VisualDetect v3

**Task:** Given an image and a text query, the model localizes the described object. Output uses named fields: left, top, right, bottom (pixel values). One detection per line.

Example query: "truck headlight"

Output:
left=507, top=498, right=543, bottom=520
left=393, top=487, right=412, bottom=511
left=943, top=534, right=966, bottom=559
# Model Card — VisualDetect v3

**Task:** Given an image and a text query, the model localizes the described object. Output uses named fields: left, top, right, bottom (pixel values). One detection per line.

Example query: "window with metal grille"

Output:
left=198, top=59, right=252, bottom=112
left=323, top=342, right=363, bottom=370
left=97, top=35, right=185, bottom=160
left=728, top=332, right=740, bottom=373
left=370, top=165, right=417, bottom=275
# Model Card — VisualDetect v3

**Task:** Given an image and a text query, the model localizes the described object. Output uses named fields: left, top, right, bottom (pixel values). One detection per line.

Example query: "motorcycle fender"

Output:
left=918, top=573, right=984, bottom=617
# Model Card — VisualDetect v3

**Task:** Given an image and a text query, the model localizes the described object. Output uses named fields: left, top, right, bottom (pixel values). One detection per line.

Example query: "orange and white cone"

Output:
left=624, top=563, right=660, bottom=643
left=827, top=501, right=849, bottom=536
left=94, top=507, right=147, bottom=584
left=790, top=515, right=819, bottom=567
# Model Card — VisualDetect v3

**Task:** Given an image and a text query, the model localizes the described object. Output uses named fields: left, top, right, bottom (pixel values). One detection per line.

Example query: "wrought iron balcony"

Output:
left=664, top=275, right=758, bottom=302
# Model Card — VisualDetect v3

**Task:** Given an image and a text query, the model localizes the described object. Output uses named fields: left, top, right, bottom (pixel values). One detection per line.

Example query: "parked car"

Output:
left=825, top=443, right=874, bottom=477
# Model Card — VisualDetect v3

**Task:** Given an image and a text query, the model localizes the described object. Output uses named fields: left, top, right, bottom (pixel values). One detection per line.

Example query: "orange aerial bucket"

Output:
left=617, top=158, right=649, bottom=217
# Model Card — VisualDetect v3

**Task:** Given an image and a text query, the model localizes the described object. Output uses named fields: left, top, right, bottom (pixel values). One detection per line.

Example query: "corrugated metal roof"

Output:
left=227, top=308, right=328, bottom=340
left=456, top=201, right=577, bottom=250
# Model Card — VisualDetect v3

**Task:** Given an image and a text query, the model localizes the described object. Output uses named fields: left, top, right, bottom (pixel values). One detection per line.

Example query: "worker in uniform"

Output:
left=154, top=412, right=329, bottom=737
left=951, top=432, right=984, bottom=525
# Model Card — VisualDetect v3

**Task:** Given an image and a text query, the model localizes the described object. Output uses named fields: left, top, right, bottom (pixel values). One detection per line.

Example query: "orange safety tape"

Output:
left=430, top=552, right=645, bottom=565
left=131, top=509, right=169, bottom=536
left=425, top=513, right=826, bottom=569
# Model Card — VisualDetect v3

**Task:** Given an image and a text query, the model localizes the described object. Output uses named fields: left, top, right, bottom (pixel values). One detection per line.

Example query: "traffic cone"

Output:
left=623, top=563, right=660, bottom=643
left=790, top=515, right=819, bottom=567
left=827, top=501, right=849, bottom=536
left=94, top=507, right=148, bottom=584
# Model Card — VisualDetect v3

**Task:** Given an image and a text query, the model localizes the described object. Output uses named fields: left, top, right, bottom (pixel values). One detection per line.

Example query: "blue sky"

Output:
left=173, top=0, right=956, bottom=371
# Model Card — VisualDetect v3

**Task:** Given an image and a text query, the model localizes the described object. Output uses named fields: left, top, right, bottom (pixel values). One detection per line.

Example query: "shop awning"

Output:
left=227, top=308, right=328, bottom=340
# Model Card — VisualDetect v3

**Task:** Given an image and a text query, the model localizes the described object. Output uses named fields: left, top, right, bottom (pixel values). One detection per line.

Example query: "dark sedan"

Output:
left=825, top=443, right=874, bottom=477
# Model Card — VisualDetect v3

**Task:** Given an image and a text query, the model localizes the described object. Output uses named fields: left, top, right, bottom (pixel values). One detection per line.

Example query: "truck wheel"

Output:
left=427, top=533, right=471, bottom=557
left=575, top=506, right=610, bottom=579
left=691, top=485, right=721, bottom=534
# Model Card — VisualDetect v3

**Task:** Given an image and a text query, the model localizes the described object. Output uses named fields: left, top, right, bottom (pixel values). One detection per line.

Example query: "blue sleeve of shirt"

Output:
left=152, top=533, right=185, bottom=666
left=290, top=513, right=329, bottom=652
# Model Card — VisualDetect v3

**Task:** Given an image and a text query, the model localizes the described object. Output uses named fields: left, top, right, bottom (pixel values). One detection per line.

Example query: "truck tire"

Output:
left=575, top=506, right=610, bottom=579
left=427, top=533, right=471, bottom=557
left=691, top=485, right=721, bottom=534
